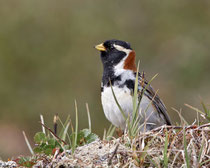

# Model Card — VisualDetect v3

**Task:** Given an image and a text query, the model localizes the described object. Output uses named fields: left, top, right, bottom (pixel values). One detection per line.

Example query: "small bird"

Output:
left=95, top=39, right=171, bottom=131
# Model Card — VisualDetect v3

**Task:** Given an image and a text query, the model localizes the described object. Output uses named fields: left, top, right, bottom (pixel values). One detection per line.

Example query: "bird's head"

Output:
left=95, top=39, right=136, bottom=75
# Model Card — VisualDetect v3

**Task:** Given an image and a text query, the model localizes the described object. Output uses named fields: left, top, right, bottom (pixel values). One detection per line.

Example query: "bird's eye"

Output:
left=110, top=45, right=114, bottom=50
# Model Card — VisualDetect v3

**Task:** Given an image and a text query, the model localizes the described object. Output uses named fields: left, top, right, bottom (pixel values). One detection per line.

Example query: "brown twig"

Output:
left=40, top=122, right=67, bottom=145
left=197, top=123, right=210, bottom=129
left=108, top=144, right=119, bottom=166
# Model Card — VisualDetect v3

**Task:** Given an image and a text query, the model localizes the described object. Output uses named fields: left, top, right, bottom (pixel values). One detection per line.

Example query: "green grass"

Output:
left=22, top=101, right=98, bottom=161
left=183, top=128, right=190, bottom=168
left=163, top=129, right=169, bottom=168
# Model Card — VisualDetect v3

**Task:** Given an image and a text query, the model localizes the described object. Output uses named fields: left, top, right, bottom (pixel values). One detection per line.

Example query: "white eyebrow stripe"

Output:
left=113, top=44, right=132, bottom=54
left=113, top=44, right=133, bottom=76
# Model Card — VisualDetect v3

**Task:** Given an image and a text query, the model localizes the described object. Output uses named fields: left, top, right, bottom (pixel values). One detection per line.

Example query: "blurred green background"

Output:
left=0, top=0, right=210, bottom=159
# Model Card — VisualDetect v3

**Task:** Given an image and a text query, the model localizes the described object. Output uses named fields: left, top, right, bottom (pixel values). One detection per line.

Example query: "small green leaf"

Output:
left=43, top=145, right=55, bottom=155
left=39, top=143, right=46, bottom=148
left=76, top=129, right=98, bottom=146
left=48, top=138, right=56, bottom=146
left=44, top=148, right=53, bottom=155
left=16, top=157, right=35, bottom=167
left=77, top=131, right=86, bottom=146
left=33, top=147, right=43, bottom=153
left=79, top=128, right=91, bottom=138
left=34, top=132, right=47, bottom=144
left=86, top=132, right=98, bottom=143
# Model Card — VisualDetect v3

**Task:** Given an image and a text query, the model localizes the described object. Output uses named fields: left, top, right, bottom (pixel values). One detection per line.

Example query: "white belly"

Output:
left=101, top=86, right=156, bottom=129
left=101, top=86, right=132, bottom=129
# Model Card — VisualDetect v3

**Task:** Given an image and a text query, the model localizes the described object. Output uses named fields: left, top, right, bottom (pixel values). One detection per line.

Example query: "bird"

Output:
left=95, top=39, right=172, bottom=131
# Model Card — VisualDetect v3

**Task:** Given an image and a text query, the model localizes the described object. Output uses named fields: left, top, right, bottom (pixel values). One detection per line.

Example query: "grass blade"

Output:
left=110, top=81, right=126, bottom=120
left=200, top=159, right=210, bottom=166
left=201, top=101, right=210, bottom=121
left=172, top=107, right=188, bottom=126
left=132, top=61, right=140, bottom=122
left=72, top=100, right=79, bottom=153
left=105, top=124, right=116, bottom=140
left=40, top=114, right=46, bottom=135
left=139, top=136, right=156, bottom=163
left=183, top=129, right=190, bottom=168
left=103, top=128, right=106, bottom=140
left=22, top=131, right=34, bottom=155
left=61, top=122, right=70, bottom=142
left=163, top=129, right=169, bottom=168
left=147, top=155, right=160, bottom=168
left=198, top=132, right=205, bottom=164
left=86, top=103, right=91, bottom=132
left=184, top=104, right=205, bottom=115
left=58, top=115, right=71, bottom=145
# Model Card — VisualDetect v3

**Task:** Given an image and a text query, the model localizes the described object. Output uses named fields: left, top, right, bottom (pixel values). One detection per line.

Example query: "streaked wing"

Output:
left=136, top=72, right=172, bottom=125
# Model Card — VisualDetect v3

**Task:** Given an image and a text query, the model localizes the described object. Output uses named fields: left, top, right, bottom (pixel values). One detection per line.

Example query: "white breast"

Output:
left=101, top=86, right=157, bottom=130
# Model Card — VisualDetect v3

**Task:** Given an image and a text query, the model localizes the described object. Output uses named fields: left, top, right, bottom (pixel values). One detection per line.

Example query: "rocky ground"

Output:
left=0, top=124, right=209, bottom=168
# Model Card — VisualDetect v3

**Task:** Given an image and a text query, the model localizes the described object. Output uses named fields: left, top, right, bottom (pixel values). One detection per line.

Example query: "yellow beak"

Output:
left=95, top=43, right=106, bottom=51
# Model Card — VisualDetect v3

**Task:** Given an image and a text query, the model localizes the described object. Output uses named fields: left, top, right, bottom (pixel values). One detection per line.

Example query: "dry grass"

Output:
left=31, top=124, right=209, bottom=167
